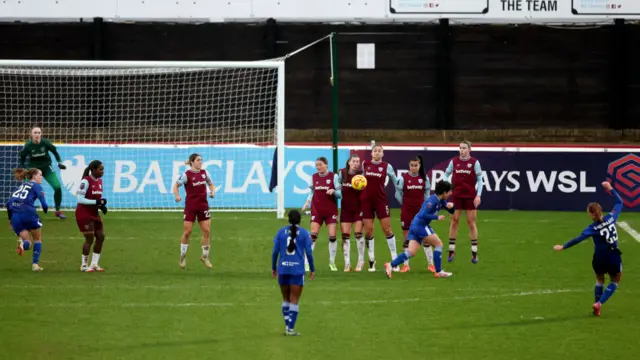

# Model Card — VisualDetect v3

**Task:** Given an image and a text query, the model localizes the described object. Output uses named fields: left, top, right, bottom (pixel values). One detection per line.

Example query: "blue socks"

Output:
left=288, top=304, right=299, bottom=331
left=32, top=241, right=42, bottom=265
left=23, top=240, right=31, bottom=251
left=434, top=246, right=443, bottom=272
left=282, top=301, right=290, bottom=329
left=594, top=283, right=604, bottom=303
left=391, top=250, right=411, bottom=267
left=598, top=283, right=618, bottom=305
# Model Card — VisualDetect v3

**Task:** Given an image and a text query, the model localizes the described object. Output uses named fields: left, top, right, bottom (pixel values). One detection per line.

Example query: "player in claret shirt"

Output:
left=172, top=153, right=216, bottom=270
left=75, top=160, right=108, bottom=272
left=444, top=141, right=484, bottom=263
left=361, top=144, right=400, bottom=272
left=394, top=155, right=434, bottom=273
left=554, top=181, right=624, bottom=317
left=302, top=157, right=342, bottom=271
left=19, top=126, right=67, bottom=219
left=338, top=153, right=368, bottom=272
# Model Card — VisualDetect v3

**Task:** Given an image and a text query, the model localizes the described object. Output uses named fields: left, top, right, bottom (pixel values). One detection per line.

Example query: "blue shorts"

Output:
left=406, top=225, right=435, bottom=245
left=10, top=212, right=42, bottom=236
left=592, top=253, right=622, bottom=277
left=278, top=274, right=305, bottom=286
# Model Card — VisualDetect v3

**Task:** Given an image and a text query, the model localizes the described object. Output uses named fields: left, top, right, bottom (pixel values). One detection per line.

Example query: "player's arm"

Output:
left=34, top=184, right=49, bottom=214
left=76, top=179, right=101, bottom=205
left=332, top=174, right=342, bottom=199
left=386, top=164, right=399, bottom=190
left=43, top=139, right=65, bottom=169
left=172, top=174, right=187, bottom=202
left=302, top=181, right=314, bottom=211
left=418, top=200, right=440, bottom=221
left=607, top=186, right=623, bottom=221
left=271, top=232, right=280, bottom=272
left=6, top=199, right=13, bottom=220
left=205, top=172, right=215, bottom=198
left=444, top=160, right=454, bottom=181
left=304, top=232, right=315, bottom=273
left=474, top=161, right=484, bottom=196
left=441, top=199, right=455, bottom=214
left=425, top=176, right=431, bottom=197
left=394, top=177, right=404, bottom=205
left=559, top=228, right=594, bottom=250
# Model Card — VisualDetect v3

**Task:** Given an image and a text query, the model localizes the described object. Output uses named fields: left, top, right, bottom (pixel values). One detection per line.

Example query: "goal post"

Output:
left=0, top=59, right=286, bottom=218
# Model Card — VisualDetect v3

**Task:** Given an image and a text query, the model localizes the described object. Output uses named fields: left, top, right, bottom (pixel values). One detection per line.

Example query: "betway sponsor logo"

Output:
left=406, top=185, right=423, bottom=190
left=91, top=191, right=102, bottom=195
left=315, top=186, right=331, bottom=191
left=455, top=169, right=473, bottom=175
left=365, top=172, right=383, bottom=178
left=192, top=181, right=207, bottom=186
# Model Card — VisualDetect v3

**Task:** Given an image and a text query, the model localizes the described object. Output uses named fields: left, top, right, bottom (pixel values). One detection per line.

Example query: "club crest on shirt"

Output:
left=378, top=167, right=383, bottom=171
left=467, top=163, right=472, bottom=168
left=40, top=146, right=45, bottom=152
left=427, top=202, right=432, bottom=208
left=202, top=174, right=206, bottom=179
left=418, top=179, right=423, bottom=183
left=456, top=163, right=460, bottom=167
left=326, top=179, right=331, bottom=184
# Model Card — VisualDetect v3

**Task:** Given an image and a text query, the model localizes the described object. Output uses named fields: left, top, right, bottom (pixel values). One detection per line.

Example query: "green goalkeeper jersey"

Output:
left=19, top=138, right=62, bottom=169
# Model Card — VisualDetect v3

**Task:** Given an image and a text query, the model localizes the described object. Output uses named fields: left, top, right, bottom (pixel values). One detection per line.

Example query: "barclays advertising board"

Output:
left=0, top=145, right=351, bottom=210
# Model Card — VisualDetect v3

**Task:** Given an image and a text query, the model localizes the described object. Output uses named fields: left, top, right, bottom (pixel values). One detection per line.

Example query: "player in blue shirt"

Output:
left=272, top=210, right=315, bottom=336
left=7, top=168, right=49, bottom=272
left=385, top=180, right=455, bottom=279
left=553, top=181, right=623, bottom=317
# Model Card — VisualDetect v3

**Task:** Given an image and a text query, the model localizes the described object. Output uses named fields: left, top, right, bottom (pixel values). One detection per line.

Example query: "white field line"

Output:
left=0, top=288, right=582, bottom=308
left=619, top=221, right=640, bottom=244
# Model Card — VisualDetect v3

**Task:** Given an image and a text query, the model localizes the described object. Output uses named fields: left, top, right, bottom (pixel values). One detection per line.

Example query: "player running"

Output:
left=338, top=153, right=369, bottom=272
left=444, top=140, right=484, bottom=263
left=271, top=209, right=315, bottom=336
left=301, top=157, right=342, bottom=271
left=361, top=144, right=400, bottom=272
left=385, top=180, right=455, bottom=279
left=172, top=153, right=215, bottom=269
left=18, top=126, right=67, bottom=219
left=395, top=155, right=435, bottom=273
left=7, top=168, right=48, bottom=272
left=76, top=160, right=108, bottom=272
left=553, top=181, right=624, bottom=317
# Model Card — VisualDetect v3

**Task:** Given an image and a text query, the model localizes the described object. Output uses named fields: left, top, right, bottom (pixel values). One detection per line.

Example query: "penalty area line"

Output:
left=618, top=222, right=640, bottom=243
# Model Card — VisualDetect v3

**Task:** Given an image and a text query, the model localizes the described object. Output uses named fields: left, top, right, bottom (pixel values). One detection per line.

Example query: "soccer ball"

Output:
left=351, top=175, right=367, bottom=191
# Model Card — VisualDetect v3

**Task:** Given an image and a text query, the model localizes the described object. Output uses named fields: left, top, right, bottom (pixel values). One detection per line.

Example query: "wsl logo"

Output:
left=607, top=154, right=640, bottom=208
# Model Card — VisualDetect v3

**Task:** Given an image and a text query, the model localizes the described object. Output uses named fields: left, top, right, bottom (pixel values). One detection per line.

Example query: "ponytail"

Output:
left=83, top=160, right=103, bottom=178
left=12, top=168, right=28, bottom=181
left=287, top=210, right=302, bottom=253
left=417, top=155, right=426, bottom=182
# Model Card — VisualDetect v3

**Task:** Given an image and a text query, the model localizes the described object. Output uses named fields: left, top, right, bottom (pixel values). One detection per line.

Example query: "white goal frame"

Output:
left=0, top=59, right=286, bottom=219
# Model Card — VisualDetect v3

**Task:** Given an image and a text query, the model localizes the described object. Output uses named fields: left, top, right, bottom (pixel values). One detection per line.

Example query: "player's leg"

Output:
left=87, top=221, right=106, bottom=272
left=401, top=229, right=411, bottom=272
left=11, top=215, right=31, bottom=256
left=279, top=281, right=291, bottom=333
left=594, top=260, right=623, bottom=315
left=198, top=216, right=212, bottom=269
left=377, top=204, right=399, bottom=271
left=306, top=220, right=321, bottom=271
left=327, top=219, right=338, bottom=271
left=354, top=218, right=365, bottom=272
left=466, top=206, right=479, bottom=263
left=29, top=228, right=43, bottom=272
left=448, top=205, right=463, bottom=262
left=423, top=232, right=452, bottom=277
left=340, top=221, right=352, bottom=272
left=180, top=219, right=194, bottom=268
left=287, top=282, right=304, bottom=336
left=42, top=166, right=65, bottom=219
left=386, top=239, right=422, bottom=278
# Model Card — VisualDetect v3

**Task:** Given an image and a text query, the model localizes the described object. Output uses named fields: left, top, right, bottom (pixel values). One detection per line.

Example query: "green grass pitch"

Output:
left=1, top=210, right=639, bottom=360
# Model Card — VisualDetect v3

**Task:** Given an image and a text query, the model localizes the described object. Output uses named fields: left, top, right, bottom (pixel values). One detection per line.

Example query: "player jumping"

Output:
left=445, top=140, right=484, bottom=263
left=339, top=153, right=369, bottom=272
left=7, top=168, right=48, bottom=272
left=301, top=157, right=342, bottom=271
left=172, top=153, right=215, bottom=269
left=553, top=181, right=624, bottom=317
left=395, top=155, right=434, bottom=273
left=272, top=209, right=315, bottom=336
left=76, top=160, right=108, bottom=272
left=385, top=180, right=455, bottom=279
left=19, top=126, right=67, bottom=219
left=361, top=144, right=400, bottom=272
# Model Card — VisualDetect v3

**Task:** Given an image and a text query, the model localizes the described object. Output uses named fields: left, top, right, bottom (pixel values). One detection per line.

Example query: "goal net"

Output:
left=0, top=60, right=286, bottom=218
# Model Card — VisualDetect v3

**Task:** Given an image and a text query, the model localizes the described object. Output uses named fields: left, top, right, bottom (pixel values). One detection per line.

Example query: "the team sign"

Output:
left=607, top=154, right=640, bottom=208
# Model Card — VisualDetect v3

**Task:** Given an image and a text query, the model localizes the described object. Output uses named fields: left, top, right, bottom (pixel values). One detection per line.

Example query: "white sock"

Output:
left=329, top=239, right=338, bottom=264
left=202, top=245, right=210, bottom=258
left=404, top=251, right=409, bottom=266
left=82, top=255, right=89, bottom=267
left=424, top=246, right=434, bottom=265
left=91, top=253, right=100, bottom=266
left=180, top=243, right=189, bottom=257
left=343, top=239, right=351, bottom=266
left=367, top=238, right=375, bottom=262
left=471, top=245, right=478, bottom=253
left=386, top=235, right=398, bottom=260
left=356, top=237, right=365, bottom=263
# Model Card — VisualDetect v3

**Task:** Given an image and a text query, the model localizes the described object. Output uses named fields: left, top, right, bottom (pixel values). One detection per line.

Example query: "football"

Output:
left=351, top=174, right=367, bottom=190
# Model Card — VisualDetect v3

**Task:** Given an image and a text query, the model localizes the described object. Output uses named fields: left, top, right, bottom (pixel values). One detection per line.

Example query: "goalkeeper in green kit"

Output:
left=18, top=127, right=67, bottom=219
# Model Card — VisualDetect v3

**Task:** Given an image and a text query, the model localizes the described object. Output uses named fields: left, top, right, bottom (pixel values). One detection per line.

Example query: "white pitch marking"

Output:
left=619, top=221, right=640, bottom=244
